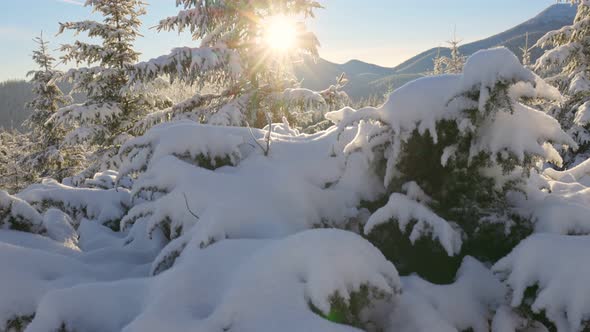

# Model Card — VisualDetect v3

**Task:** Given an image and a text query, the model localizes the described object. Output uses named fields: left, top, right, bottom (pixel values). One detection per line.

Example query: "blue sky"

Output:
left=0, top=0, right=556, bottom=81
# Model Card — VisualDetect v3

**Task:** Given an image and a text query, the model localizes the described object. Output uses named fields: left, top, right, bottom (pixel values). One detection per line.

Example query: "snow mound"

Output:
left=25, top=229, right=400, bottom=332
left=0, top=221, right=164, bottom=331
left=391, top=257, right=506, bottom=332
left=494, top=234, right=590, bottom=331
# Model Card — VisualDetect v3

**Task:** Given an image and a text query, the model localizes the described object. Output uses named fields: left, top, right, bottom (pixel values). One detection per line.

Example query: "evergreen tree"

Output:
left=132, top=0, right=332, bottom=130
left=50, top=0, right=170, bottom=182
left=0, top=130, right=31, bottom=193
left=431, top=46, right=445, bottom=75
left=535, top=0, right=590, bottom=166
left=331, top=48, right=574, bottom=284
left=432, top=29, right=466, bottom=75
left=23, top=33, right=85, bottom=182
left=26, top=33, right=69, bottom=142
left=520, top=32, right=532, bottom=67
left=446, top=32, right=465, bottom=73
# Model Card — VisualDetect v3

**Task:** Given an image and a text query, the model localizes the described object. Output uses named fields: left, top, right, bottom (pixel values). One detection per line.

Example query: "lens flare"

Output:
left=262, top=15, right=298, bottom=52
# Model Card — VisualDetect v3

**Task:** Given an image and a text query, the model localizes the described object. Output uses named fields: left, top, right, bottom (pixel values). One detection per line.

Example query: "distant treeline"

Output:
left=0, top=80, right=82, bottom=130
left=0, top=80, right=34, bottom=130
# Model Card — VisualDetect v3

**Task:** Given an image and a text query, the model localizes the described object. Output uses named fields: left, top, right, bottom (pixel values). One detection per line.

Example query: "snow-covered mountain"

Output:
left=296, top=3, right=577, bottom=100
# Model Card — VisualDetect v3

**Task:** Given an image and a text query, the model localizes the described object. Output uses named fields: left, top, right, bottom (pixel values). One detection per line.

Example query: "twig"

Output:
left=245, top=120, right=269, bottom=155
left=183, top=192, right=200, bottom=220
left=264, top=112, right=272, bottom=156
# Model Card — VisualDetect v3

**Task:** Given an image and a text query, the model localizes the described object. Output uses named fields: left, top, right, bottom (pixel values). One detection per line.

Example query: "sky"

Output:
left=0, top=0, right=557, bottom=81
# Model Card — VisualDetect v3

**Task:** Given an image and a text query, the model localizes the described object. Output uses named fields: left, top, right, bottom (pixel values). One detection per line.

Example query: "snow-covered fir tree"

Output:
left=520, top=32, right=532, bottom=67
left=0, top=130, right=32, bottom=194
left=432, top=30, right=466, bottom=75
left=26, top=33, right=69, bottom=143
left=50, top=0, right=171, bottom=183
left=535, top=0, right=590, bottom=166
left=132, top=0, right=341, bottom=131
left=22, top=33, right=85, bottom=182
left=431, top=47, right=445, bottom=75
left=329, top=47, right=574, bottom=284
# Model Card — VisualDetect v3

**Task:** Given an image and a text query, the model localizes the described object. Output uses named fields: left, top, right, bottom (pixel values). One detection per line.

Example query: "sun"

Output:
left=262, top=15, right=298, bottom=53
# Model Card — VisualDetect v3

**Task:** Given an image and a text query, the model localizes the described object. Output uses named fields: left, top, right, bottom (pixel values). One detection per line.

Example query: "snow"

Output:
left=328, top=47, right=575, bottom=178
left=17, top=179, right=131, bottom=227
left=469, top=102, right=575, bottom=166
left=364, top=193, right=462, bottom=256
left=536, top=43, right=577, bottom=71
left=0, top=220, right=164, bottom=330
left=119, top=121, right=245, bottom=178
left=509, top=166, right=590, bottom=235
left=5, top=45, right=590, bottom=332
left=207, top=97, right=245, bottom=126
left=461, top=47, right=535, bottom=91
left=575, top=100, right=590, bottom=125
left=23, top=230, right=400, bottom=332
left=84, top=170, right=120, bottom=189
left=119, top=121, right=382, bottom=243
left=327, top=73, right=462, bottom=143
left=401, top=181, right=431, bottom=204
left=42, top=209, right=78, bottom=249
left=391, top=257, right=506, bottom=332
left=329, top=48, right=542, bottom=143
left=133, top=46, right=241, bottom=84
left=279, top=87, right=326, bottom=106
left=0, top=191, right=43, bottom=232
left=545, top=157, right=590, bottom=183
left=490, top=305, right=549, bottom=332
left=494, top=234, right=590, bottom=331
left=49, top=102, right=122, bottom=126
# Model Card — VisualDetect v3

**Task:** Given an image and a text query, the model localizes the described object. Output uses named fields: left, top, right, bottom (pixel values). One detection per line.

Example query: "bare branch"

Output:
left=183, top=192, right=200, bottom=220
left=246, top=121, right=268, bottom=155
left=264, top=112, right=272, bottom=156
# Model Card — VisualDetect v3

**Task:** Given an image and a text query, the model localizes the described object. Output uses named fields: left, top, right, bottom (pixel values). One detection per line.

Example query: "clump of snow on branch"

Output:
left=17, top=179, right=130, bottom=227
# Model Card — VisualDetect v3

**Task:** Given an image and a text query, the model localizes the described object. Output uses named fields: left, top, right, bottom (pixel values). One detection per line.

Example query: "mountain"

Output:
left=294, top=57, right=403, bottom=103
left=391, top=4, right=576, bottom=74
left=296, top=3, right=577, bottom=101
left=0, top=4, right=578, bottom=129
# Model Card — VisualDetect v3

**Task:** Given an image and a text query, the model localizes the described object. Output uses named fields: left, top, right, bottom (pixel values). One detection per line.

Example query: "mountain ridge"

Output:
left=296, top=3, right=577, bottom=100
